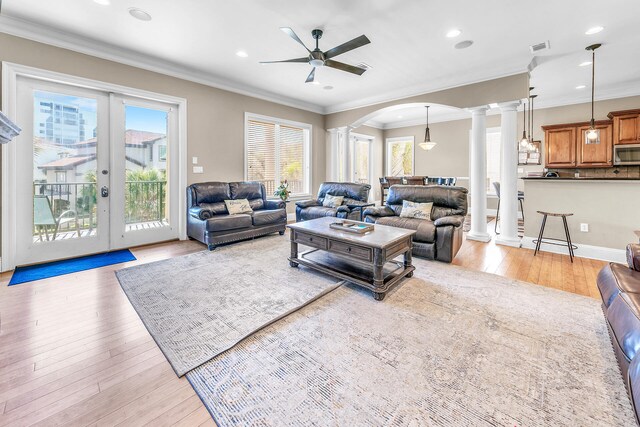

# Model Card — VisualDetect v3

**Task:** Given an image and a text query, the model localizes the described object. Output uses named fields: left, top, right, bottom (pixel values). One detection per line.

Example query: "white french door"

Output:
left=351, top=134, right=373, bottom=186
left=7, top=74, right=180, bottom=268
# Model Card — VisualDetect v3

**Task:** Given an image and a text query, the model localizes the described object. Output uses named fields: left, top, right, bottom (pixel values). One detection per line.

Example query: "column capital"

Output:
left=497, top=100, right=521, bottom=111
left=327, top=128, right=338, bottom=135
left=467, top=105, right=490, bottom=115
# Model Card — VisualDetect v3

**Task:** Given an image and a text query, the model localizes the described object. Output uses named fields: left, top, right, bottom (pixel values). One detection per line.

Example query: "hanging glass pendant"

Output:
left=419, top=105, right=437, bottom=151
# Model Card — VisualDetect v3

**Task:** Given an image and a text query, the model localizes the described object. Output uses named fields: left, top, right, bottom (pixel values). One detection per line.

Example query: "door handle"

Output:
left=101, top=186, right=109, bottom=197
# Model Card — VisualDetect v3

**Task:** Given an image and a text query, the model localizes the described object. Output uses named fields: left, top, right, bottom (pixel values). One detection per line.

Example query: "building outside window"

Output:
left=245, top=114, right=311, bottom=198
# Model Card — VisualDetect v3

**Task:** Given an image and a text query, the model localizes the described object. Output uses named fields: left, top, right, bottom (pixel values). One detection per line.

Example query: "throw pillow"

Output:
left=399, top=200, right=433, bottom=220
left=224, top=199, right=253, bottom=215
left=322, top=194, right=345, bottom=208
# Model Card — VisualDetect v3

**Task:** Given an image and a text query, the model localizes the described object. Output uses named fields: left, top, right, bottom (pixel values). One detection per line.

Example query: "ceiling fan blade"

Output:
left=324, top=60, right=367, bottom=76
left=324, top=35, right=371, bottom=59
left=280, top=27, right=312, bottom=53
left=305, top=67, right=316, bottom=83
left=259, top=57, right=310, bottom=64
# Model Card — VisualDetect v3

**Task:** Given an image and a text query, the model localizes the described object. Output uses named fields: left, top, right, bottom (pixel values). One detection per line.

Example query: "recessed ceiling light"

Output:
left=93, top=0, right=110, bottom=5
left=236, top=50, right=248, bottom=58
left=576, top=85, right=586, bottom=89
left=311, top=81, right=321, bottom=86
left=579, top=61, right=592, bottom=67
left=454, top=40, right=474, bottom=49
left=446, top=29, right=461, bottom=38
left=585, top=26, right=604, bottom=35
left=397, top=115, right=403, bottom=119
left=323, top=85, right=333, bottom=90
left=129, top=8, right=152, bottom=21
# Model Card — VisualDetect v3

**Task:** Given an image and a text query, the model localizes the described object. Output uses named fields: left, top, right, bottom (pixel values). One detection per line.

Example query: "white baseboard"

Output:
left=521, top=235, right=625, bottom=263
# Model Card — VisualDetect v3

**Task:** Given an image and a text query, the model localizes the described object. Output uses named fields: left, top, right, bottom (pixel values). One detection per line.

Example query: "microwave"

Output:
left=614, top=144, right=640, bottom=166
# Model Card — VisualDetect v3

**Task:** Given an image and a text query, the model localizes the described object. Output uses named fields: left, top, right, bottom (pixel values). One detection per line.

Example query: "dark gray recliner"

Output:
left=295, top=182, right=371, bottom=222
left=363, top=185, right=468, bottom=263
left=187, top=181, right=286, bottom=250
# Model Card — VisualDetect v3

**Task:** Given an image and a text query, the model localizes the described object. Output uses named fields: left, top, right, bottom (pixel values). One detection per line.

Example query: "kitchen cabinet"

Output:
left=542, top=120, right=613, bottom=168
left=608, top=109, right=640, bottom=145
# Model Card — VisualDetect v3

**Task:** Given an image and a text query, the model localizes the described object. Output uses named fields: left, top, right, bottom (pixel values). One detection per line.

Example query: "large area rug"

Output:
left=115, top=235, right=342, bottom=376
left=186, top=257, right=635, bottom=426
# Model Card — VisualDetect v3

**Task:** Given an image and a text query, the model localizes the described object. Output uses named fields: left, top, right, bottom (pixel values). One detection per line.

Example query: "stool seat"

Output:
left=536, top=211, right=573, bottom=217
left=534, top=211, right=576, bottom=262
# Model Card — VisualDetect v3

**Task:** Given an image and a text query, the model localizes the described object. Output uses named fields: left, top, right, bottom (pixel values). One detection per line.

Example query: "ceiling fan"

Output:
left=260, top=27, right=371, bottom=83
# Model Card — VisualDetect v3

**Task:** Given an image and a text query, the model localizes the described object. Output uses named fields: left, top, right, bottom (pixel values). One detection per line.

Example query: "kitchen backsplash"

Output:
left=548, top=165, right=640, bottom=178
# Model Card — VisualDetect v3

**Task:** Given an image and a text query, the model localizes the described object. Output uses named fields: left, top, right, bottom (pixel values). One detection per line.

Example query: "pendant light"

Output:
left=419, top=105, right=437, bottom=151
left=528, top=94, right=537, bottom=150
left=586, top=43, right=601, bottom=141
left=519, top=86, right=532, bottom=148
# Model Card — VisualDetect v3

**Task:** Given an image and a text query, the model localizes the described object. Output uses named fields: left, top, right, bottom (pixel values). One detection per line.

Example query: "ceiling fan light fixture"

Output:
left=309, top=58, right=324, bottom=67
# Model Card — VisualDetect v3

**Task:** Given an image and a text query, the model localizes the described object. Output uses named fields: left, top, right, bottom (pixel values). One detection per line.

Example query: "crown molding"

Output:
left=0, top=15, right=325, bottom=114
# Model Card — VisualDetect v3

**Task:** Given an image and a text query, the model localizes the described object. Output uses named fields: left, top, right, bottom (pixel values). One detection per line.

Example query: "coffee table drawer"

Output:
left=294, top=231, right=328, bottom=250
left=328, top=240, right=373, bottom=262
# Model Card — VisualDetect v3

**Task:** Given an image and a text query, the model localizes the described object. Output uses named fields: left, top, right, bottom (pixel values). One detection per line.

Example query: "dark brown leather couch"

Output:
left=295, top=182, right=371, bottom=222
left=363, top=185, right=468, bottom=263
left=187, top=181, right=286, bottom=250
left=597, top=244, right=640, bottom=424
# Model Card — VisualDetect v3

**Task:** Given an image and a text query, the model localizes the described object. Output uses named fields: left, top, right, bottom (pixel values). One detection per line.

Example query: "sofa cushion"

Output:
left=252, top=209, right=286, bottom=226
left=230, top=181, right=264, bottom=201
left=205, top=214, right=252, bottom=232
left=374, top=216, right=436, bottom=243
left=301, top=206, right=341, bottom=220
left=607, top=292, right=640, bottom=363
left=597, top=263, right=640, bottom=310
left=194, top=182, right=231, bottom=204
left=198, top=201, right=228, bottom=215
left=386, top=185, right=468, bottom=220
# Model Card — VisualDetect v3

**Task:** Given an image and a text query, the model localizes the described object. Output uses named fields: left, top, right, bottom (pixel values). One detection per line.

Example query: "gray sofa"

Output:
left=295, top=182, right=371, bottom=222
left=187, top=181, right=286, bottom=250
left=363, top=185, right=468, bottom=263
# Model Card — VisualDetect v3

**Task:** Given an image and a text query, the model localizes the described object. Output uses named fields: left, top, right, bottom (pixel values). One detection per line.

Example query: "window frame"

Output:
left=385, top=136, right=415, bottom=177
left=244, top=112, right=312, bottom=199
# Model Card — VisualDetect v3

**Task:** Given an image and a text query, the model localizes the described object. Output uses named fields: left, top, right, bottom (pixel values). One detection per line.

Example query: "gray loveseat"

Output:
left=187, top=181, right=286, bottom=250
left=363, top=185, right=468, bottom=263
left=295, top=182, right=371, bottom=222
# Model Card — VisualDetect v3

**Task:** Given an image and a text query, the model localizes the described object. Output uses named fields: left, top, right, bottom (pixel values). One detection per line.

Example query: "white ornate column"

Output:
left=327, top=128, right=338, bottom=181
left=467, top=106, right=491, bottom=242
left=344, top=126, right=353, bottom=182
left=495, top=101, right=522, bottom=247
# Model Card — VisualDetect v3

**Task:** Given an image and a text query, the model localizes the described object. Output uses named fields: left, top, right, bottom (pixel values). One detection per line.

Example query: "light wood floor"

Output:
left=0, top=230, right=608, bottom=426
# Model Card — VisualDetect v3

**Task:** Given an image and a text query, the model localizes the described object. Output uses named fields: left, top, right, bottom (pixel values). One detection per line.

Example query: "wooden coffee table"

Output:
left=287, top=217, right=416, bottom=301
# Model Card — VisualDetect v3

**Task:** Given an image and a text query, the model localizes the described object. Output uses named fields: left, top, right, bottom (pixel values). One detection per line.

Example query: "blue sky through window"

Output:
left=125, top=106, right=167, bottom=135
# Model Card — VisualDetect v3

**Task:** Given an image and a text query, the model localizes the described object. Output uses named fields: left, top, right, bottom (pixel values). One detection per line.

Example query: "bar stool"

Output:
left=533, top=211, right=578, bottom=262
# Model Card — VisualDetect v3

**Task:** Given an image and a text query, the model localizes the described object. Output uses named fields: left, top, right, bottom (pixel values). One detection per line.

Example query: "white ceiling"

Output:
left=2, top=0, right=639, bottom=116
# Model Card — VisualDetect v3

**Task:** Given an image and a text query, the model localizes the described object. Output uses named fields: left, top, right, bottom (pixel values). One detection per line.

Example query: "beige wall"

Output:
left=0, top=33, right=326, bottom=215
left=523, top=180, right=640, bottom=251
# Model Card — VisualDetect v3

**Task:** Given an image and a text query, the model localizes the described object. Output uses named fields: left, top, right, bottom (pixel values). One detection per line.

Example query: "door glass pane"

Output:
left=354, top=139, right=369, bottom=184
left=124, top=106, right=169, bottom=232
left=32, top=91, right=98, bottom=243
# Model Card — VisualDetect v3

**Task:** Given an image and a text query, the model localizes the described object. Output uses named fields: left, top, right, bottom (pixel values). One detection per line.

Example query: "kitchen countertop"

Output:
left=522, top=177, right=640, bottom=181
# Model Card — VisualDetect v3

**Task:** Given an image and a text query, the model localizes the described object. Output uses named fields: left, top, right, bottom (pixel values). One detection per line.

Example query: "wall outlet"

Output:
left=192, top=157, right=198, bottom=165
left=193, top=166, right=204, bottom=174
left=580, top=223, right=589, bottom=232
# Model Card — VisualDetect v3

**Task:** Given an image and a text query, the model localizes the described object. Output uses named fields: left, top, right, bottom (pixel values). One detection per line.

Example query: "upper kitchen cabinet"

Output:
left=608, top=109, right=640, bottom=145
left=542, top=120, right=613, bottom=168
left=543, top=124, right=576, bottom=168
left=576, top=122, right=613, bottom=167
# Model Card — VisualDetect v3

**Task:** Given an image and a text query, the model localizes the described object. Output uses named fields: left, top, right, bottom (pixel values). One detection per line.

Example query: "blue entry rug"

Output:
left=9, top=249, right=136, bottom=286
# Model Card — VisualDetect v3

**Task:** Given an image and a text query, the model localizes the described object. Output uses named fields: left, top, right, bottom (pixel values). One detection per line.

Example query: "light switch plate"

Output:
left=580, top=223, right=589, bottom=232
left=193, top=166, right=204, bottom=174
left=192, top=157, right=198, bottom=165
left=517, top=168, right=524, bottom=173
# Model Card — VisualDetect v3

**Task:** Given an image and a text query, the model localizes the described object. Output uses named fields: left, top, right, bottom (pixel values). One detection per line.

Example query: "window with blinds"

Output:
left=246, top=116, right=311, bottom=197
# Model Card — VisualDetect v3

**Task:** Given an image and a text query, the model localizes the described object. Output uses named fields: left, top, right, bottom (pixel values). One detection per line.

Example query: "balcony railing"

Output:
left=33, top=181, right=167, bottom=233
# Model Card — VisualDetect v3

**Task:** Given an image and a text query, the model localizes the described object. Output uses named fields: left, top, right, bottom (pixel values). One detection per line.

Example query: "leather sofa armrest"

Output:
left=295, top=199, right=320, bottom=209
left=434, top=215, right=465, bottom=228
left=265, top=199, right=286, bottom=210
left=627, top=244, right=640, bottom=271
left=189, top=206, right=214, bottom=220
left=363, top=206, right=395, bottom=218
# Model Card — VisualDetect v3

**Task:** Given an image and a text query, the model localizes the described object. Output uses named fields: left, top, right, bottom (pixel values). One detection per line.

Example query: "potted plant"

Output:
left=274, top=180, right=291, bottom=202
